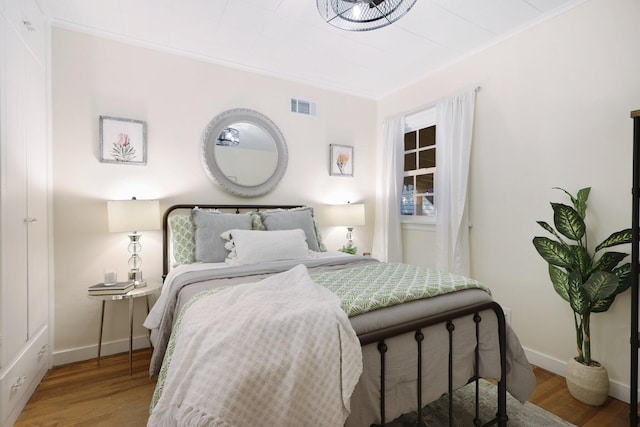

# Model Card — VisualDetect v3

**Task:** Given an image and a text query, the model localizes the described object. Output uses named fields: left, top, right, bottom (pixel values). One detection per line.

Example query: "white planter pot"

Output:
left=565, top=357, right=609, bottom=406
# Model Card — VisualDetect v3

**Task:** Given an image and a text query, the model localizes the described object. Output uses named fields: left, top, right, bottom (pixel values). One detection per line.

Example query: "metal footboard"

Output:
left=358, top=300, right=508, bottom=427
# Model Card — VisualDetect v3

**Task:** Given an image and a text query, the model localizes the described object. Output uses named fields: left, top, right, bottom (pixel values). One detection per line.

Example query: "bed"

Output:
left=144, top=204, right=536, bottom=427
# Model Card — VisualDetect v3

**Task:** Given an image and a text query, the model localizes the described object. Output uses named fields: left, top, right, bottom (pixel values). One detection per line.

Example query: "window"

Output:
left=401, top=108, right=436, bottom=218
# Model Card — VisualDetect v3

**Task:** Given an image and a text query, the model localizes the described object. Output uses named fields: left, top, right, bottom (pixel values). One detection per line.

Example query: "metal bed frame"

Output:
left=161, top=204, right=509, bottom=426
left=162, top=204, right=301, bottom=279
left=360, top=300, right=508, bottom=426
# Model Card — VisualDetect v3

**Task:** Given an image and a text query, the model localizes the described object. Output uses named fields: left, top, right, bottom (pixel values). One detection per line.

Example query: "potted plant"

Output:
left=532, top=187, right=632, bottom=406
left=339, top=242, right=358, bottom=255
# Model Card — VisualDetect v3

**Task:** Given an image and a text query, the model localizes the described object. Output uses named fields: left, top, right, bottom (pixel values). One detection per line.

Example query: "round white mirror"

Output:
left=201, top=109, right=288, bottom=197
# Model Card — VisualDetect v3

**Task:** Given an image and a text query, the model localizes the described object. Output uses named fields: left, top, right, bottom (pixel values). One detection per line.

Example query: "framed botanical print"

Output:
left=99, top=116, right=147, bottom=165
left=329, top=144, right=353, bottom=177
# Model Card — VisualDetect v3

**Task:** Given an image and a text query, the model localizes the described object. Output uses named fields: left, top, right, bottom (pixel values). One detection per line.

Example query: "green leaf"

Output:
left=548, top=264, right=570, bottom=302
left=591, top=264, right=632, bottom=313
left=533, top=237, right=573, bottom=268
left=612, top=262, right=632, bottom=296
left=567, top=271, right=589, bottom=315
left=537, top=221, right=556, bottom=235
left=594, top=229, right=632, bottom=252
left=614, top=262, right=632, bottom=278
left=537, top=220, right=568, bottom=243
left=552, top=203, right=585, bottom=241
left=553, top=187, right=590, bottom=219
left=582, top=271, right=618, bottom=302
left=569, top=245, right=591, bottom=278
left=589, top=251, right=627, bottom=274
left=591, top=297, right=614, bottom=313
left=575, top=187, right=591, bottom=219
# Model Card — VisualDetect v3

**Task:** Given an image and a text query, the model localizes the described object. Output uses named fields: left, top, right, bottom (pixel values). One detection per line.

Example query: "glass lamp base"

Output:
left=128, top=270, right=146, bottom=288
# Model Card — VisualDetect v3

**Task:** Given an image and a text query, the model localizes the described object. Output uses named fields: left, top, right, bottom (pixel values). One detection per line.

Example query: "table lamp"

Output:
left=107, top=197, right=160, bottom=287
left=329, top=202, right=365, bottom=254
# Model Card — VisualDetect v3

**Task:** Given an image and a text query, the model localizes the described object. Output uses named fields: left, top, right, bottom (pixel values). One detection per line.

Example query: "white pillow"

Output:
left=221, top=229, right=310, bottom=265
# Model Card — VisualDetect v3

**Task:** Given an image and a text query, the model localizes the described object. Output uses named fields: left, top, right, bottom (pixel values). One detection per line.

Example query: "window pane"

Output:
left=419, top=148, right=436, bottom=169
left=402, top=123, right=437, bottom=218
left=420, top=195, right=436, bottom=216
left=401, top=177, right=415, bottom=215
left=404, top=152, right=416, bottom=172
left=405, top=131, right=416, bottom=150
left=415, top=173, right=433, bottom=194
left=418, top=126, right=435, bottom=148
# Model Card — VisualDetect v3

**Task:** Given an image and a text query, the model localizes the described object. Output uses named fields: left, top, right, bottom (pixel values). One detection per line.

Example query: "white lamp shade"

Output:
left=107, top=199, right=161, bottom=232
left=328, top=203, right=365, bottom=226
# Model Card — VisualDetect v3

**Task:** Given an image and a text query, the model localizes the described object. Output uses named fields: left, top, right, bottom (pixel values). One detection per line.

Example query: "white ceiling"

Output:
left=45, top=0, right=586, bottom=99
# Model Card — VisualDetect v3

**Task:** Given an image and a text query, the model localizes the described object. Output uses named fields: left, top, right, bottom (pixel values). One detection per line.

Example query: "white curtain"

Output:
left=372, top=116, right=404, bottom=262
left=435, top=89, right=477, bottom=276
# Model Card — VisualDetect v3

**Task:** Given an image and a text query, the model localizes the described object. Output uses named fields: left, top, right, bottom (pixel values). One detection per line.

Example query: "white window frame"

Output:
left=402, top=107, right=437, bottom=225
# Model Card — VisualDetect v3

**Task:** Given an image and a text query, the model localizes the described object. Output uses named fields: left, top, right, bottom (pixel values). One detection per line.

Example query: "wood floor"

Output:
left=14, top=348, right=632, bottom=426
left=529, top=366, right=630, bottom=427
left=15, top=349, right=156, bottom=427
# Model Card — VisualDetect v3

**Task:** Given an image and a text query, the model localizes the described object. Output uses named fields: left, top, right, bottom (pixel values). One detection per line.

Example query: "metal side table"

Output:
left=88, top=281, right=162, bottom=375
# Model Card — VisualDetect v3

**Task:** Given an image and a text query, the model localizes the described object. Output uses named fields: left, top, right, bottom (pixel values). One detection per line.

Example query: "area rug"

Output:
left=381, top=380, right=576, bottom=427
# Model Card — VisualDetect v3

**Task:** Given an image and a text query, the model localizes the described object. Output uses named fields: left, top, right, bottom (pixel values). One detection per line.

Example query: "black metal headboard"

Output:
left=162, top=204, right=302, bottom=279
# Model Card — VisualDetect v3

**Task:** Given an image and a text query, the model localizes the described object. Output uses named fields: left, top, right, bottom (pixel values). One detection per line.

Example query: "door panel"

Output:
left=0, top=20, right=29, bottom=365
left=26, top=51, right=48, bottom=338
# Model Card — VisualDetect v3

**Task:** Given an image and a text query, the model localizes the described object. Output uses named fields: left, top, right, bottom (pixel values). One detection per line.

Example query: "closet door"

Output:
left=0, top=16, right=29, bottom=367
left=0, top=3, right=49, bottom=424
left=25, top=42, right=48, bottom=338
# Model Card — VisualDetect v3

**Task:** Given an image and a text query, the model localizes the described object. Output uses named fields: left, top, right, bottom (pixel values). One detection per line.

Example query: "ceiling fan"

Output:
left=317, top=0, right=417, bottom=31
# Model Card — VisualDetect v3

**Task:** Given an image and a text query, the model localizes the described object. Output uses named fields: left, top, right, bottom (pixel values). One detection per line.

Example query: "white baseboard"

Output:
left=52, top=335, right=151, bottom=367
left=523, top=346, right=567, bottom=377
left=523, top=346, right=631, bottom=404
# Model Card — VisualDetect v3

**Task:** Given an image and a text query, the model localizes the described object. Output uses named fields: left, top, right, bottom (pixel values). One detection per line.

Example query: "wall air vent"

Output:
left=290, top=98, right=317, bottom=117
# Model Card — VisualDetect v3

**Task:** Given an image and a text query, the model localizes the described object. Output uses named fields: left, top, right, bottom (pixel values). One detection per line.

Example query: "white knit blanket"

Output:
left=148, top=265, right=363, bottom=427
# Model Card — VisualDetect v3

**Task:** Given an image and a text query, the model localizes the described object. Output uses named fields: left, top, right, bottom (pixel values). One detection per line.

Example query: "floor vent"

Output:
left=290, top=98, right=317, bottom=117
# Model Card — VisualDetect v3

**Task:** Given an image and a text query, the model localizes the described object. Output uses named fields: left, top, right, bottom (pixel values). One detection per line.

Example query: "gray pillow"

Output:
left=259, top=207, right=320, bottom=252
left=192, top=209, right=252, bottom=262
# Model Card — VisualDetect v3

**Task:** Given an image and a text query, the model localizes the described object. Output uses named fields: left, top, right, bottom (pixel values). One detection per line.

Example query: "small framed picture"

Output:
left=99, top=116, right=147, bottom=165
left=330, top=144, right=353, bottom=177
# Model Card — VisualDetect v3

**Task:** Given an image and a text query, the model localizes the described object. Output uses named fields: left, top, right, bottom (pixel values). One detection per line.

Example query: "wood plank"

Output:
left=15, top=351, right=631, bottom=426
left=15, top=349, right=156, bottom=427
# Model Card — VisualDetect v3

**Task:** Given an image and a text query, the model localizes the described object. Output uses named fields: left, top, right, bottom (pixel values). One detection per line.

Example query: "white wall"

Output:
left=51, top=27, right=376, bottom=364
left=378, top=0, right=640, bottom=400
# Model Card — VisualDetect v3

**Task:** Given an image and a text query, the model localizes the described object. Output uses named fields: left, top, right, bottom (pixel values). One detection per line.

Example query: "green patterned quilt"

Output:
left=310, top=262, right=491, bottom=317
